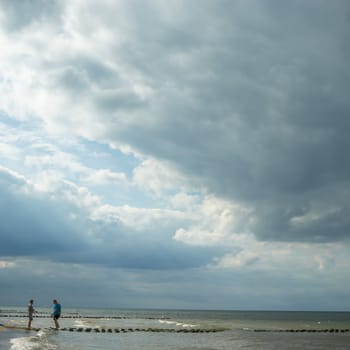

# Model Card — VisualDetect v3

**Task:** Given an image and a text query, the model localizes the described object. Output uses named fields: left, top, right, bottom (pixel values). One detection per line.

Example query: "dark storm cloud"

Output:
left=1, top=0, right=349, bottom=245
left=96, top=0, right=350, bottom=243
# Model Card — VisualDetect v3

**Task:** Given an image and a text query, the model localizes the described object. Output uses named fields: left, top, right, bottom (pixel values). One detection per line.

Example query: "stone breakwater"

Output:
left=59, top=327, right=348, bottom=334
left=253, top=328, right=350, bottom=333
left=6, top=326, right=350, bottom=334
left=62, top=327, right=226, bottom=333
left=7, top=327, right=226, bottom=333
left=1, top=324, right=350, bottom=334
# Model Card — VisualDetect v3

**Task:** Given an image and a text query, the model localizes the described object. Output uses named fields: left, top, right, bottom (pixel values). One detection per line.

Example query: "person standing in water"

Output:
left=52, top=299, right=61, bottom=329
left=27, top=299, right=35, bottom=329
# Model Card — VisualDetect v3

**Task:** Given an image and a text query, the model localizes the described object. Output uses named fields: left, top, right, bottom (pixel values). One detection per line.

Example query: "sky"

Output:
left=0, top=0, right=349, bottom=311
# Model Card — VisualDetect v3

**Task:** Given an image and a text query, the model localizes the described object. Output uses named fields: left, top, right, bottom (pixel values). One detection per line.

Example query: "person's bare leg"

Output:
left=54, top=318, right=60, bottom=329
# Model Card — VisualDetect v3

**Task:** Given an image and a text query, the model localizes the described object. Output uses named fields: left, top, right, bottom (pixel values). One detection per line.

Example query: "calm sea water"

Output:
left=1, top=307, right=350, bottom=349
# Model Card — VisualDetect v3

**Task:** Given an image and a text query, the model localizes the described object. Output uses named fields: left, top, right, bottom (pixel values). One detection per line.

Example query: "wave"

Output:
left=158, top=319, right=198, bottom=328
left=10, top=329, right=57, bottom=350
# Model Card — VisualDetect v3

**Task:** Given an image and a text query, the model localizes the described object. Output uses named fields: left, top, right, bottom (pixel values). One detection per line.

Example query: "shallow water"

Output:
left=1, top=307, right=350, bottom=350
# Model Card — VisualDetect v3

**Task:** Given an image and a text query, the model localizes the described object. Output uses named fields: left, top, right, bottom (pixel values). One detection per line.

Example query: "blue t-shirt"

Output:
left=53, top=303, right=61, bottom=316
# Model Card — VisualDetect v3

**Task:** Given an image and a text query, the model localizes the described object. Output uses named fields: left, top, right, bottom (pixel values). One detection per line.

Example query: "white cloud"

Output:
left=174, top=196, right=253, bottom=246
left=133, top=158, right=192, bottom=197
left=83, top=168, right=127, bottom=185
left=213, top=239, right=343, bottom=275
left=214, top=250, right=259, bottom=269
left=169, top=192, right=200, bottom=210
left=0, top=142, right=21, bottom=160
left=91, top=203, right=187, bottom=232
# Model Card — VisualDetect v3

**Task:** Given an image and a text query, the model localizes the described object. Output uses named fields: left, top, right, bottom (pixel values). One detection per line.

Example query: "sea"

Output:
left=1, top=307, right=350, bottom=350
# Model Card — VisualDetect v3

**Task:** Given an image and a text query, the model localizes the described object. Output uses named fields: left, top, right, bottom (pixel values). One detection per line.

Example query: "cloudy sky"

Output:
left=0, top=0, right=349, bottom=311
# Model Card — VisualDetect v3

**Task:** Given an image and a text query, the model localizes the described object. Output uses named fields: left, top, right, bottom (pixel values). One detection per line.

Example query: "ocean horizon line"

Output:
left=1, top=305, right=350, bottom=313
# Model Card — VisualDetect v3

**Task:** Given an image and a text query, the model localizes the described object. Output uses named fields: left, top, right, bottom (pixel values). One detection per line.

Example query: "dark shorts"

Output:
left=29, top=315, right=33, bottom=321
left=53, top=314, right=61, bottom=320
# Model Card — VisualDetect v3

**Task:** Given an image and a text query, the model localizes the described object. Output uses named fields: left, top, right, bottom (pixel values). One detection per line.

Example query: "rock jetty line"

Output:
left=61, top=327, right=226, bottom=333
left=253, top=328, right=350, bottom=333
left=26, top=327, right=350, bottom=334
left=1, top=324, right=349, bottom=334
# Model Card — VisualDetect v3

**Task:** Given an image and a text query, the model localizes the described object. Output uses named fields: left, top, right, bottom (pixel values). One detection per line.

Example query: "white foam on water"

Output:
left=10, top=329, right=57, bottom=350
left=74, top=319, right=90, bottom=328
left=181, top=323, right=197, bottom=328
left=10, top=336, right=42, bottom=350
left=158, top=319, right=198, bottom=328
left=158, top=320, right=176, bottom=325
